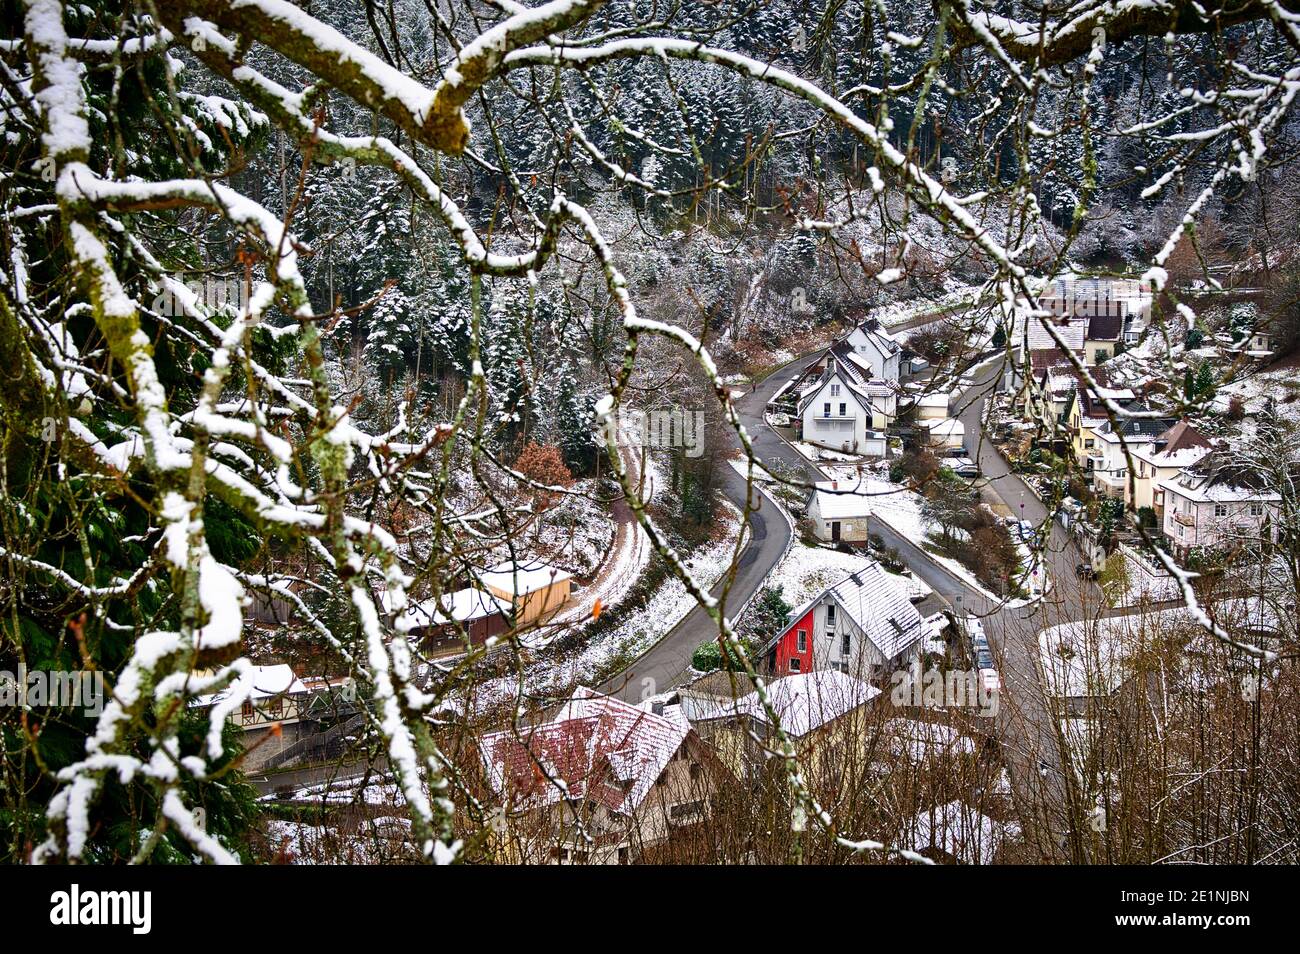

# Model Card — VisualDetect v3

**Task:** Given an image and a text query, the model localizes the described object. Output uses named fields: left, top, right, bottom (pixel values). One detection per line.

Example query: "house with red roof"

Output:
left=478, top=687, right=725, bottom=863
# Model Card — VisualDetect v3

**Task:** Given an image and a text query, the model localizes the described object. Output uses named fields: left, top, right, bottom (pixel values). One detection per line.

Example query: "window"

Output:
left=823, top=402, right=831, bottom=417
left=838, top=402, right=847, bottom=417
left=841, top=633, right=851, bottom=657
left=1084, top=438, right=1094, bottom=448
left=1250, top=502, right=1264, bottom=517
left=789, top=657, right=801, bottom=672
left=825, top=604, right=836, bottom=628
left=796, top=629, right=807, bottom=653
left=1095, top=348, right=1109, bottom=362
left=830, top=384, right=840, bottom=396
left=1214, top=503, right=1229, bottom=517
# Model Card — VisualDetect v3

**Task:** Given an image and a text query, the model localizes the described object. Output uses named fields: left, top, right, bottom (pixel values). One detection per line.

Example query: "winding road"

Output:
left=605, top=340, right=1105, bottom=860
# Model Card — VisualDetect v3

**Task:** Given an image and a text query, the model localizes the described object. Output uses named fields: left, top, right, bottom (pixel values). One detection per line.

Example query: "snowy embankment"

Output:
left=818, top=465, right=1034, bottom=605
left=542, top=498, right=743, bottom=688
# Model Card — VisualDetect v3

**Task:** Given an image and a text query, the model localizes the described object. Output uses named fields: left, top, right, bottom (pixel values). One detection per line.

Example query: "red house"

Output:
left=768, top=603, right=816, bottom=673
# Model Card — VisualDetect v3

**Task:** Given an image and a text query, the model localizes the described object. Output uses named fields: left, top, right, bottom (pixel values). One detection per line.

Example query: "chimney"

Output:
left=832, top=481, right=838, bottom=490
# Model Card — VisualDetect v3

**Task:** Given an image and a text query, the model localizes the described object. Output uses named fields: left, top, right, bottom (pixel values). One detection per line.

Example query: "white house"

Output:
left=759, top=563, right=924, bottom=676
left=1161, top=465, right=1281, bottom=559
left=1129, top=420, right=1212, bottom=514
left=796, top=342, right=896, bottom=456
left=805, top=479, right=878, bottom=543
left=842, top=319, right=903, bottom=383
left=1085, top=414, right=1174, bottom=500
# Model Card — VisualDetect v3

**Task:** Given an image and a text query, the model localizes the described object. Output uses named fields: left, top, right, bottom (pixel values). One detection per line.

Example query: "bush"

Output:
left=691, top=637, right=751, bottom=672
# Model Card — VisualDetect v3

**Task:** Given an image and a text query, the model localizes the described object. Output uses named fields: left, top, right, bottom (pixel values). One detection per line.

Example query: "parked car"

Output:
left=1075, top=562, right=1099, bottom=580
left=945, top=455, right=979, bottom=478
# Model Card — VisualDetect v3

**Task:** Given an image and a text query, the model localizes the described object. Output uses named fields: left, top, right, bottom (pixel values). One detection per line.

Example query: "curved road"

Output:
left=603, top=361, right=815, bottom=701
left=605, top=344, right=1107, bottom=859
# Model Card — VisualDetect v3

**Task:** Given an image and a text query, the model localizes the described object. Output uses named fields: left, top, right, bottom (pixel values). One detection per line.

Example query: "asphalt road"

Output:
left=603, top=360, right=816, bottom=702
left=602, top=341, right=1102, bottom=857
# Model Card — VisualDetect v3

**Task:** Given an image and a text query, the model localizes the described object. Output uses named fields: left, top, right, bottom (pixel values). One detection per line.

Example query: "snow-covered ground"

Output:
left=541, top=499, right=743, bottom=687
left=815, top=467, right=1036, bottom=605
left=766, top=539, right=931, bottom=609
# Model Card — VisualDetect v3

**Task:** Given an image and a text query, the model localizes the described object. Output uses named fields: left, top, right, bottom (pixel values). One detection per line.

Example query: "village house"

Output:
left=1085, top=413, right=1175, bottom=500
left=1129, top=421, right=1212, bottom=516
left=1063, top=379, right=1137, bottom=467
left=478, top=687, right=725, bottom=864
left=1006, top=276, right=1152, bottom=395
left=690, top=669, right=881, bottom=783
left=1083, top=312, right=1124, bottom=365
left=794, top=341, right=897, bottom=456
left=919, top=416, right=966, bottom=453
left=191, top=664, right=310, bottom=770
left=842, top=318, right=904, bottom=382
left=904, top=388, right=950, bottom=422
left=805, top=479, right=875, bottom=544
left=479, top=560, right=573, bottom=626
left=759, top=563, right=924, bottom=677
left=1161, top=463, right=1281, bottom=559
left=397, top=587, right=510, bottom=653
left=1037, top=275, right=1152, bottom=345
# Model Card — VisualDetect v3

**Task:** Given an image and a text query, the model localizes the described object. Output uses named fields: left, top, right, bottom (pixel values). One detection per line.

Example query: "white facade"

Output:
left=843, top=324, right=902, bottom=383
left=799, top=372, right=888, bottom=457
left=1161, top=474, right=1280, bottom=555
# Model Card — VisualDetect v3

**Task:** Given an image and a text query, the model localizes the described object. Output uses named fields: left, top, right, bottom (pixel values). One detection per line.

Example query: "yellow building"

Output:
left=480, top=560, right=573, bottom=626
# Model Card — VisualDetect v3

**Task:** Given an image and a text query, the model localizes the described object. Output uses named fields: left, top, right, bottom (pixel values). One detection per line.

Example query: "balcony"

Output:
left=1172, top=511, right=1196, bottom=528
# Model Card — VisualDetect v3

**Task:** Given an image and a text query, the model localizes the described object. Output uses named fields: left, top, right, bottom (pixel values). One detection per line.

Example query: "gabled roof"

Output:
left=479, top=687, right=691, bottom=815
left=694, top=670, right=880, bottom=738
left=1085, top=313, right=1123, bottom=342
left=808, top=479, right=879, bottom=519
left=480, top=560, right=571, bottom=597
left=192, top=664, right=307, bottom=708
left=1160, top=462, right=1282, bottom=503
left=1093, top=413, right=1175, bottom=444
left=796, top=346, right=895, bottom=416
left=851, top=319, right=902, bottom=359
left=1021, top=315, right=1087, bottom=352
left=399, top=587, right=509, bottom=629
left=761, top=563, right=922, bottom=662
left=1133, top=420, right=1212, bottom=468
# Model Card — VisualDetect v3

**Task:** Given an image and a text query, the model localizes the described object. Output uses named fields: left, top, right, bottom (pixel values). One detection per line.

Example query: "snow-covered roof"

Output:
left=696, top=670, right=880, bottom=738
left=826, top=563, right=925, bottom=660
left=399, top=587, right=509, bottom=628
left=922, top=417, right=965, bottom=438
left=908, top=800, right=1019, bottom=865
left=1132, top=420, right=1212, bottom=469
left=759, top=561, right=923, bottom=662
left=480, top=560, right=572, bottom=597
left=192, top=664, right=307, bottom=708
left=1159, top=469, right=1281, bottom=504
left=479, top=687, right=691, bottom=816
left=809, top=480, right=876, bottom=519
